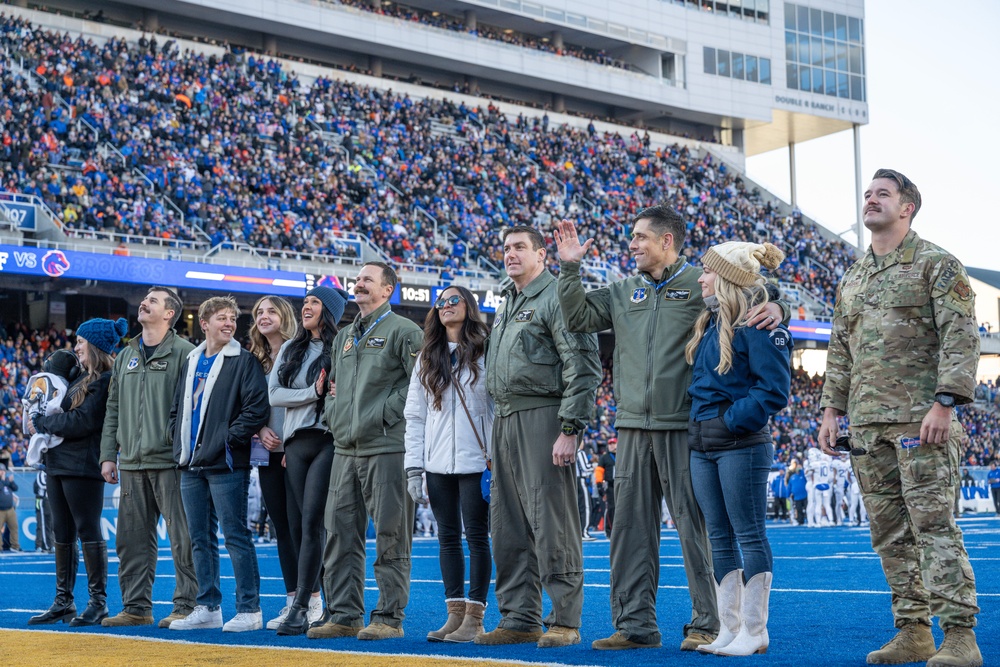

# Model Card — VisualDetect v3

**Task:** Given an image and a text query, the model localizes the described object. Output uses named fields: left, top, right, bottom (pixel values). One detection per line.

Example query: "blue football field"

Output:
left=0, top=517, right=996, bottom=666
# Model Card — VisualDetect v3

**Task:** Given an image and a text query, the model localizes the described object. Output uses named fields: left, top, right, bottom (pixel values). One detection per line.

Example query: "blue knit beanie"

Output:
left=76, top=317, right=129, bottom=354
left=306, top=286, right=350, bottom=324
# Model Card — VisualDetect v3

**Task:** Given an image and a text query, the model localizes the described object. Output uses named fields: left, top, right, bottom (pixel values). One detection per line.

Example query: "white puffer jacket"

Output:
left=403, top=343, right=493, bottom=475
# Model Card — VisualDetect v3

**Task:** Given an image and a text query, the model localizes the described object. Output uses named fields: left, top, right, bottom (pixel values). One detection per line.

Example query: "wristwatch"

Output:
left=934, top=393, right=956, bottom=409
left=561, top=423, right=580, bottom=437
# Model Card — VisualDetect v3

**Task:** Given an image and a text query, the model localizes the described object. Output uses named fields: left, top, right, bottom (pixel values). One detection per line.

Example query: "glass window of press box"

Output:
left=783, top=2, right=865, bottom=101
left=703, top=47, right=772, bottom=84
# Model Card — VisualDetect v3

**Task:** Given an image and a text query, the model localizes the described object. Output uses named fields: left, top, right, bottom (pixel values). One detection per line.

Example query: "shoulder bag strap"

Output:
left=455, top=380, right=490, bottom=470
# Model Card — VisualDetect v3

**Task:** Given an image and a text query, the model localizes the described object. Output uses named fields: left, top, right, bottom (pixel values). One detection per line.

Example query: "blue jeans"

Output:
left=180, top=468, right=260, bottom=613
left=690, top=443, right=773, bottom=584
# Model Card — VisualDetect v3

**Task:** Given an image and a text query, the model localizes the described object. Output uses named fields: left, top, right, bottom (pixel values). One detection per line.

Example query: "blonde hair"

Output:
left=249, top=296, right=298, bottom=373
left=198, top=295, right=240, bottom=323
left=685, top=242, right=784, bottom=374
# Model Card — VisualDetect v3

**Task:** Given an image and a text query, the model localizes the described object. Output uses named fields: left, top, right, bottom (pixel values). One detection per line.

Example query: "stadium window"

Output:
left=797, top=5, right=809, bottom=33
left=732, top=53, right=744, bottom=79
left=848, top=16, right=861, bottom=42
left=717, top=49, right=731, bottom=76
left=849, top=44, right=862, bottom=74
left=824, top=39, right=835, bottom=69
left=799, top=65, right=810, bottom=91
left=811, top=37, right=823, bottom=66
left=836, top=41, right=848, bottom=71
left=823, top=11, right=835, bottom=39
left=787, top=63, right=798, bottom=90
left=837, top=71, right=849, bottom=98
left=798, top=34, right=809, bottom=63
left=746, top=55, right=758, bottom=82
left=835, top=13, right=847, bottom=40
left=850, top=75, right=864, bottom=101
left=704, top=46, right=717, bottom=74
left=785, top=32, right=796, bottom=61
left=825, top=69, right=837, bottom=97
left=809, top=8, right=822, bottom=36
left=760, top=58, right=771, bottom=84
left=811, top=67, right=823, bottom=93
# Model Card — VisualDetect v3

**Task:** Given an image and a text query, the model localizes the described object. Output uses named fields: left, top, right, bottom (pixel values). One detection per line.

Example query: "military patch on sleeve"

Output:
left=950, top=279, right=973, bottom=302
left=514, top=309, right=534, bottom=323
left=366, top=337, right=387, bottom=349
left=663, top=289, right=691, bottom=301
left=933, top=260, right=960, bottom=294
left=769, top=329, right=789, bottom=348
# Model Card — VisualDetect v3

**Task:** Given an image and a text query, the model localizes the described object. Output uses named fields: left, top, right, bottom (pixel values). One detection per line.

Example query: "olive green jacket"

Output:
left=559, top=257, right=703, bottom=430
left=99, top=329, right=195, bottom=470
left=486, top=270, right=600, bottom=428
left=324, top=302, right=423, bottom=455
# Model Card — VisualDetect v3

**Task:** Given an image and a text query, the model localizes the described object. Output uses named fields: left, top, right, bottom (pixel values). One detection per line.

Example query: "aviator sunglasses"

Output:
left=434, top=295, right=463, bottom=309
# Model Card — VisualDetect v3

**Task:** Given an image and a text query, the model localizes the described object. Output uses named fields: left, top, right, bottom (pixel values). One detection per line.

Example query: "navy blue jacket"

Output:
left=688, top=316, right=792, bottom=436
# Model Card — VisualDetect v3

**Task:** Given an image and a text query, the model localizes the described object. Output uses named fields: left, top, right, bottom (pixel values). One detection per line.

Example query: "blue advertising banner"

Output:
left=0, top=244, right=310, bottom=297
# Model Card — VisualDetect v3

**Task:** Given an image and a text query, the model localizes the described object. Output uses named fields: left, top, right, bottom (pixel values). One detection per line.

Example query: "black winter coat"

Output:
left=34, top=371, right=111, bottom=480
left=169, top=342, right=269, bottom=472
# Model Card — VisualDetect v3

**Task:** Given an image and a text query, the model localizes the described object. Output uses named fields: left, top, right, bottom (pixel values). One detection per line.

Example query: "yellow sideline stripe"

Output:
left=0, top=629, right=597, bottom=667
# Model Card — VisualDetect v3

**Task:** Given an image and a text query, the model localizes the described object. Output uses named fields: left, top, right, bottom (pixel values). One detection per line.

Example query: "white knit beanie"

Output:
left=701, top=241, right=785, bottom=287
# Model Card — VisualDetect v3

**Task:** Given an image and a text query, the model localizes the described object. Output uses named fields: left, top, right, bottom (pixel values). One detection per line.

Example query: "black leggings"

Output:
left=284, top=429, right=334, bottom=594
left=425, top=472, right=491, bottom=604
left=258, top=450, right=298, bottom=593
left=48, top=475, right=104, bottom=544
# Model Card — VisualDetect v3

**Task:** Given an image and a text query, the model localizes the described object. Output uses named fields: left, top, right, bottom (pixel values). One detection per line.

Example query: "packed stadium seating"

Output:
left=0, top=11, right=858, bottom=310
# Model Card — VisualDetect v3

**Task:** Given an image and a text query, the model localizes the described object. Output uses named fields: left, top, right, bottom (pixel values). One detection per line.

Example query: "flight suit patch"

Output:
left=150, top=361, right=168, bottom=371
left=366, top=337, right=386, bottom=349
left=631, top=288, right=648, bottom=303
left=663, top=289, right=691, bottom=301
left=514, top=309, right=534, bottom=323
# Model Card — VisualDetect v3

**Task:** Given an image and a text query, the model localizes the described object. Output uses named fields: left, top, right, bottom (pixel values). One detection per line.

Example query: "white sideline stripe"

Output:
left=0, top=628, right=604, bottom=667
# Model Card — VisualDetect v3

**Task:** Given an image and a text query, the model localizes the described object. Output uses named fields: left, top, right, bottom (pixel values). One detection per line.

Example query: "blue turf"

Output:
left=1, top=518, right=996, bottom=666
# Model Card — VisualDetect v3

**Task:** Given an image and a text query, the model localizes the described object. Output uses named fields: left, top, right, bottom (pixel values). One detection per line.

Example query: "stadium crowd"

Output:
left=0, top=12, right=859, bottom=309
left=333, top=0, right=633, bottom=72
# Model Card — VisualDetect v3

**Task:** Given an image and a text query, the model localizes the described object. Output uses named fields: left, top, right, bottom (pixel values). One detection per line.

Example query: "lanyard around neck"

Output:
left=641, top=262, right=689, bottom=291
left=354, top=310, right=391, bottom=346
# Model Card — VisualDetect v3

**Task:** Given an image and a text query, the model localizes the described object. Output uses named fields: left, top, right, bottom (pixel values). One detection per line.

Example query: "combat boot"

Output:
left=866, top=622, right=936, bottom=664
left=926, top=627, right=983, bottom=667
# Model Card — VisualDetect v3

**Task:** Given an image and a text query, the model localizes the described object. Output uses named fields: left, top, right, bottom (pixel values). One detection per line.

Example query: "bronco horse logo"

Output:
left=41, top=250, right=71, bottom=277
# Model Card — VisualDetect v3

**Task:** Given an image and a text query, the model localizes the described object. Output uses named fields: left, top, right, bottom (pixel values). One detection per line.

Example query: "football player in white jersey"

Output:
left=847, top=466, right=868, bottom=526
left=807, top=451, right=834, bottom=527
left=804, top=448, right=821, bottom=527
left=831, top=455, right=851, bottom=525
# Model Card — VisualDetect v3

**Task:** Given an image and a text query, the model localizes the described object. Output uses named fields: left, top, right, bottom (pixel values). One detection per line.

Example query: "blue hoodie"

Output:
left=688, top=315, right=793, bottom=435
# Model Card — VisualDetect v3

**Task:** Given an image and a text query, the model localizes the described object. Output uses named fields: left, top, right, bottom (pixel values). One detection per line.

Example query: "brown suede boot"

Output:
left=444, top=600, right=485, bottom=643
left=866, top=623, right=936, bottom=664
left=427, top=599, right=466, bottom=642
left=474, top=626, right=543, bottom=645
left=926, top=627, right=983, bottom=667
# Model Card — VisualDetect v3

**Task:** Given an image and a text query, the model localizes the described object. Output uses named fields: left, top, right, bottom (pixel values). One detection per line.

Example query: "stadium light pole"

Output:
left=788, top=141, right=797, bottom=208
left=853, top=123, right=864, bottom=252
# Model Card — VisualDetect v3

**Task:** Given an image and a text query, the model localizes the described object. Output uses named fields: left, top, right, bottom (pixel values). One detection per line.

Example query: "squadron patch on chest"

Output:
left=366, top=337, right=387, bottom=349
left=514, top=309, right=534, bottom=323
left=663, top=289, right=691, bottom=301
left=631, top=288, right=648, bottom=303
left=126, top=356, right=140, bottom=370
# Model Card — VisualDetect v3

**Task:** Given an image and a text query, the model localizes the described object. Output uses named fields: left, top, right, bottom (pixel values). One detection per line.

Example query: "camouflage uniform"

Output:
left=821, top=229, right=980, bottom=630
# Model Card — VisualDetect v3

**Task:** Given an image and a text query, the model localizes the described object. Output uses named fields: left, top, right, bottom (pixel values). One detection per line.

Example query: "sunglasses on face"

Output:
left=435, top=295, right=463, bottom=309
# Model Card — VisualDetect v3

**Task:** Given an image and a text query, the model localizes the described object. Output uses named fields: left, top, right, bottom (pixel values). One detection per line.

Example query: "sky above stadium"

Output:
left=747, top=0, right=999, bottom=272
